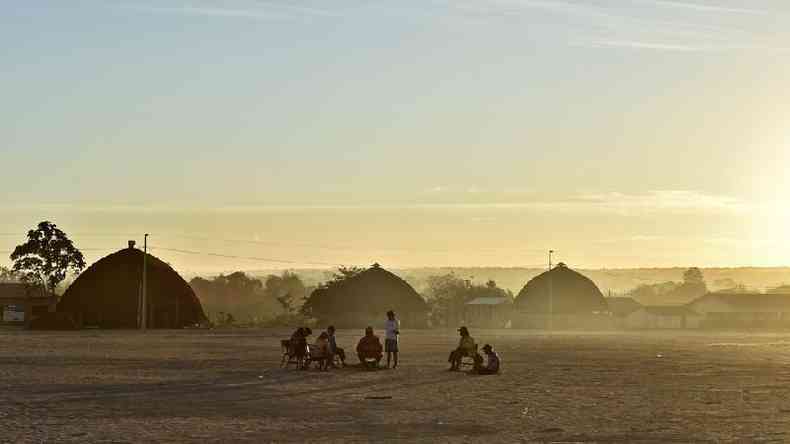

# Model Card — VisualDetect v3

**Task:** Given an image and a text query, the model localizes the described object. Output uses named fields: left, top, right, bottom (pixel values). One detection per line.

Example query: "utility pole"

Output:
left=141, top=233, right=149, bottom=330
left=548, top=249, right=554, bottom=332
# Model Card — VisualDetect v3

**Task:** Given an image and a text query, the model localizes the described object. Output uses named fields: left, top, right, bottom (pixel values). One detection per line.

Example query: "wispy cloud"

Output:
left=643, top=0, right=770, bottom=15
left=118, top=2, right=342, bottom=22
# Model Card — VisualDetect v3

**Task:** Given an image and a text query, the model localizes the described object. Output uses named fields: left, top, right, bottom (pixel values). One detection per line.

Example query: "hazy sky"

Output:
left=2, top=1, right=790, bottom=271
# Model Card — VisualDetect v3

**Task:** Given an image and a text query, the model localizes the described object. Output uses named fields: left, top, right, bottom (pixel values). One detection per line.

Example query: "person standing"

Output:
left=384, top=310, right=400, bottom=369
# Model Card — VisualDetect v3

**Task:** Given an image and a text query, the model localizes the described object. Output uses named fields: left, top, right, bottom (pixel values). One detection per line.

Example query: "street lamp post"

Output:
left=141, top=233, right=149, bottom=330
left=548, top=250, right=554, bottom=331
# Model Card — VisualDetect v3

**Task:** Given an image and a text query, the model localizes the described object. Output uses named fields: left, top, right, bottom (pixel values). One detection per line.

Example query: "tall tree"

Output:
left=10, top=221, right=86, bottom=295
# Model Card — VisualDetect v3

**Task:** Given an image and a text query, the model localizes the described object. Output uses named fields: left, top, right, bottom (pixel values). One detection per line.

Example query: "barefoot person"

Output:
left=356, top=326, right=383, bottom=368
left=384, top=310, right=400, bottom=369
left=448, top=326, right=477, bottom=371
left=475, top=344, right=501, bottom=375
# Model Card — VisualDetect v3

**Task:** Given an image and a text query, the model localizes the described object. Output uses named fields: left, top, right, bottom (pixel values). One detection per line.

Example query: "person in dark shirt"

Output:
left=356, top=326, right=383, bottom=367
left=476, top=344, right=501, bottom=375
left=290, top=327, right=312, bottom=369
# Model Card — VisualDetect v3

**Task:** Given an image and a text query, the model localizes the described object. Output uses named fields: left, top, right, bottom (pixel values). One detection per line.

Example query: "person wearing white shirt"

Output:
left=384, top=310, right=400, bottom=369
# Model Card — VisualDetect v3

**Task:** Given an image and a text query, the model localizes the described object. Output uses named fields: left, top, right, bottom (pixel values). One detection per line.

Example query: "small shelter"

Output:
left=624, top=305, right=702, bottom=329
left=0, top=282, right=55, bottom=326
left=465, top=296, right=513, bottom=328
left=58, top=243, right=207, bottom=328
left=689, top=293, right=790, bottom=328
left=606, top=296, right=643, bottom=318
left=302, top=263, right=428, bottom=328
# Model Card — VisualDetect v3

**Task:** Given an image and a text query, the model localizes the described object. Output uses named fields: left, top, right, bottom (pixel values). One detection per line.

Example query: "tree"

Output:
left=422, top=274, right=511, bottom=327
left=683, top=267, right=705, bottom=285
left=263, top=271, right=307, bottom=315
left=0, top=266, right=20, bottom=282
left=189, top=271, right=267, bottom=321
left=10, top=221, right=85, bottom=296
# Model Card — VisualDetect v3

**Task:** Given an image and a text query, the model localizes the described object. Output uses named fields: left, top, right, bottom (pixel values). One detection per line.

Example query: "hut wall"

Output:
left=624, top=310, right=701, bottom=329
left=465, top=305, right=514, bottom=329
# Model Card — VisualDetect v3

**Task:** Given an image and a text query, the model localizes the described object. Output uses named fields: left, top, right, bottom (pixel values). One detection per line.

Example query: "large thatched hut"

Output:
left=513, top=263, right=610, bottom=329
left=58, top=244, right=206, bottom=328
left=302, top=263, right=428, bottom=328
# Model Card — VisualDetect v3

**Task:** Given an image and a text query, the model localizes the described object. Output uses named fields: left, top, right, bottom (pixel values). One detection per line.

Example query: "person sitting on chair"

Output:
left=291, top=327, right=312, bottom=370
left=448, top=326, right=477, bottom=371
left=356, top=326, right=383, bottom=368
left=475, top=344, right=501, bottom=375
left=327, top=325, right=345, bottom=367
left=311, top=332, right=331, bottom=370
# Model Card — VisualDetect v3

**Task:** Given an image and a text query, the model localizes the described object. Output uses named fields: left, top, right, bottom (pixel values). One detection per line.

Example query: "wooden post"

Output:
left=175, top=296, right=181, bottom=329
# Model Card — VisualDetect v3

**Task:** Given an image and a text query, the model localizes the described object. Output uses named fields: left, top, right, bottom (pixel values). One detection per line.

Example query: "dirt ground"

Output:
left=3, top=328, right=790, bottom=443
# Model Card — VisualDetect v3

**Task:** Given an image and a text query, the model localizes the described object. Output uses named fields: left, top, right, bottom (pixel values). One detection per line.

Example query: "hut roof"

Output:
left=59, top=246, right=206, bottom=328
left=606, top=296, right=642, bottom=317
left=306, top=263, right=427, bottom=320
left=691, top=293, right=790, bottom=312
left=514, top=263, right=607, bottom=314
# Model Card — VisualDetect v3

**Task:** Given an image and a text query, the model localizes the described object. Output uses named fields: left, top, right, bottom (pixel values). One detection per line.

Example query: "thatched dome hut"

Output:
left=303, top=263, right=428, bottom=328
left=58, top=245, right=206, bottom=328
left=514, top=263, right=606, bottom=314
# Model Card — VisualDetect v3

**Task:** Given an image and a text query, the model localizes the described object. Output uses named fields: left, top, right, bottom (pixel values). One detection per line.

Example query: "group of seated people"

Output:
left=289, top=325, right=500, bottom=374
left=289, top=326, right=347, bottom=370
left=448, top=326, right=500, bottom=375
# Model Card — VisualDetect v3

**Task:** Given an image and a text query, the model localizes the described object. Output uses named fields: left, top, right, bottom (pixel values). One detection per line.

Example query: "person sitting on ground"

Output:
left=448, top=326, right=477, bottom=371
left=291, top=327, right=312, bottom=369
left=310, top=332, right=331, bottom=370
left=356, top=326, right=383, bottom=367
left=476, top=344, right=501, bottom=375
left=327, top=325, right=346, bottom=367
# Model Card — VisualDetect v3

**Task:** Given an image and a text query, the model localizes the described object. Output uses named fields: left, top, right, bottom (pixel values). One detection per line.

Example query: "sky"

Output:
left=2, top=1, right=790, bottom=272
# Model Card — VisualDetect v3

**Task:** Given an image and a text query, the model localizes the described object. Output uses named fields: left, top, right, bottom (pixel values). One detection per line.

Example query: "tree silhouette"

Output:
left=10, top=221, right=86, bottom=296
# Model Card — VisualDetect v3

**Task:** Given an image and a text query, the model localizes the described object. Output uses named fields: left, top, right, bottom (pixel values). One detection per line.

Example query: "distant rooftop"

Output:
left=466, top=297, right=511, bottom=306
left=641, top=305, right=699, bottom=317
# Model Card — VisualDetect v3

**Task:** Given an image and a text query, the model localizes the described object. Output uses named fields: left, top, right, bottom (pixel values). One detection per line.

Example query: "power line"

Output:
left=149, top=246, right=343, bottom=267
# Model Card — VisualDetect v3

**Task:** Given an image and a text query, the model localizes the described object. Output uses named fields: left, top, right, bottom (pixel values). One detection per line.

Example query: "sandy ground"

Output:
left=3, top=328, right=790, bottom=443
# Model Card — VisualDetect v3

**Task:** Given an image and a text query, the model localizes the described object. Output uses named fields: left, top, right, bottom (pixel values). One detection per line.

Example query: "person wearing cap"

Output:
left=384, top=310, right=400, bottom=369
left=326, top=325, right=345, bottom=367
left=476, top=344, right=501, bottom=375
left=448, top=326, right=477, bottom=371
left=356, top=326, right=383, bottom=367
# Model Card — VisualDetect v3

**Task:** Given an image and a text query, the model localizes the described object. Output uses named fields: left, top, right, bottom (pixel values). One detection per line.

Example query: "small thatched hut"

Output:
left=303, top=263, right=428, bottom=329
left=58, top=244, right=206, bottom=328
left=513, top=263, right=610, bottom=329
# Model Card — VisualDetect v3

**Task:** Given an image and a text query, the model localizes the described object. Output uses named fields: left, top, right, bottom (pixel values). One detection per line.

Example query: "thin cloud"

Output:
left=644, top=0, right=771, bottom=15
left=118, top=2, right=341, bottom=21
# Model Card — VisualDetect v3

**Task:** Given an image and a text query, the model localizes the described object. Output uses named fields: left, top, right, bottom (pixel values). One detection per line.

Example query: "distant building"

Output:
left=606, top=296, right=643, bottom=317
left=606, top=296, right=643, bottom=329
left=513, top=263, right=611, bottom=329
left=624, top=305, right=702, bottom=329
left=689, top=293, right=790, bottom=328
left=465, top=296, right=512, bottom=328
left=0, top=282, right=55, bottom=326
